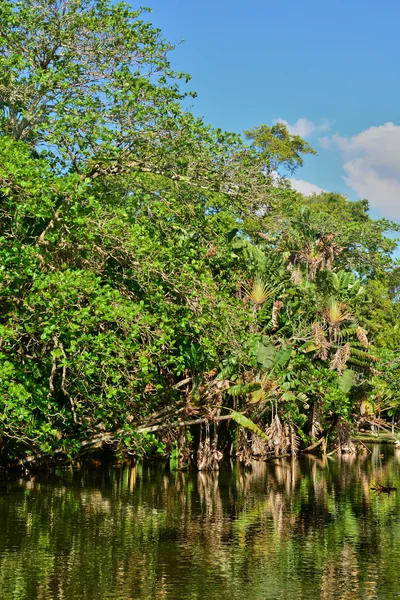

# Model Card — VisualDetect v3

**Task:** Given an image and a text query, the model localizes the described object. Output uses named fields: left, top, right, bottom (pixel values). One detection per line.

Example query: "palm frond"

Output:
left=330, top=342, right=350, bottom=374
left=356, top=326, right=369, bottom=348
left=230, top=410, right=269, bottom=442
left=245, top=276, right=277, bottom=305
left=323, top=297, right=352, bottom=327
left=227, top=382, right=262, bottom=397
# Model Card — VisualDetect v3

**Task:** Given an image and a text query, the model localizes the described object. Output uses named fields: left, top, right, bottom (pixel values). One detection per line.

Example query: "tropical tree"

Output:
left=0, top=0, right=398, bottom=467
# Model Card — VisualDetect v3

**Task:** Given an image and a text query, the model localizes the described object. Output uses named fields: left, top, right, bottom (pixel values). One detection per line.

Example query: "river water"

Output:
left=1, top=445, right=400, bottom=599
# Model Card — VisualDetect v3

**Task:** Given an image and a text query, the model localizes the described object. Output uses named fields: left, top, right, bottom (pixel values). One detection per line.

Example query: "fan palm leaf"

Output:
left=245, top=276, right=277, bottom=306
left=323, top=297, right=352, bottom=328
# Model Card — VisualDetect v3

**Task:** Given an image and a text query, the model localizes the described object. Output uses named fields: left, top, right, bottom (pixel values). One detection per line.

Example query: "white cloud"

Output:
left=328, top=122, right=400, bottom=219
left=275, top=117, right=331, bottom=139
left=289, top=178, right=326, bottom=196
left=318, top=135, right=332, bottom=149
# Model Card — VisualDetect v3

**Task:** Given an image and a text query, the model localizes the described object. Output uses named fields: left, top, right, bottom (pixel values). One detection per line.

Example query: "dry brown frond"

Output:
left=330, top=347, right=342, bottom=372
left=315, top=233, right=344, bottom=269
left=297, top=242, right=324, bottom=280
left=205, top=245, right=217, bottom=258
left=290, top=424, right=301, bottom=457
left=236, top=427, right=253, bottom=466
left=251, top=432, right=268, bottom=457
left=265, top=415, right=290, bottom=456
left=312, top=322, right=331, bottom=360
left=330, top=342, right=350, bottom=375
left=356, top=326, right=369, bottom=348
left=197, top=422, right=223, bottom=471
left=290, top=267, right=303, bottom=285
left=341, top=342, right=351, bottom=366
left=272, top=300, right=284, bottom=329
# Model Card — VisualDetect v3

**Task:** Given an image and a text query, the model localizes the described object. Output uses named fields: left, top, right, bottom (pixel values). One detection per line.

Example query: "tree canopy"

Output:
left=0, top=0, right=399, bottom=468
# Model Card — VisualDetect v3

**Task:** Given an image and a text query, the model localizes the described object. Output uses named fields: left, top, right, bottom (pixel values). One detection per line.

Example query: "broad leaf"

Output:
left=339, top=369, right=355, bottom=393
left=230, top=410, right=268, bottom=441
left=256, top=341, right=276, bottom=368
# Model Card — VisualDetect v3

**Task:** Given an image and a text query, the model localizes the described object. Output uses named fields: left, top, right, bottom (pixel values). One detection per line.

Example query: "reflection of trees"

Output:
left=0, top=452, right=400, bottom=599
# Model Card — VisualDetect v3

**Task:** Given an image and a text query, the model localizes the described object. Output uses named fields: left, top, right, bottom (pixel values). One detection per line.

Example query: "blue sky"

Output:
left=141, top=0, right=400, bottom=224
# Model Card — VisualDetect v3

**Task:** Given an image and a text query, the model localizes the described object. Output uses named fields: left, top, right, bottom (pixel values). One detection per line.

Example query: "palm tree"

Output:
left=323, top=297, right=353, bottom=343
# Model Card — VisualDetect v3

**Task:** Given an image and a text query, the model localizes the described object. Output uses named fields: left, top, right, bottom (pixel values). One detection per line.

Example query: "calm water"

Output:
left=1, top=446, right=400, bottom=599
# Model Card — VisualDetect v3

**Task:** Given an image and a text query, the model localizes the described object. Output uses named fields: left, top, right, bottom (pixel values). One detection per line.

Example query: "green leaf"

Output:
left=275, top=345, right=292, bottom=367
left=227, top=383, right=262, bottom=397
left=256, top=341, right=275, bottom=368
left=229, top=410, right=268, bottom=441
left=339, top=369, right=355, bottom=394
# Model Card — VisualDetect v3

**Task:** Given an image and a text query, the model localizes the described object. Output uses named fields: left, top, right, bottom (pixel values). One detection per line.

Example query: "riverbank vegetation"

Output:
left=0, top=0, right=399, bottom=469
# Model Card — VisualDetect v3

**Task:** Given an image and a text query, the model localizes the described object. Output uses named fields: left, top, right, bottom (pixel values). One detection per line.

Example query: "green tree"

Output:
left=0, top=0, right=398, bottom=466
left=244, top=122, right=317, bottom=176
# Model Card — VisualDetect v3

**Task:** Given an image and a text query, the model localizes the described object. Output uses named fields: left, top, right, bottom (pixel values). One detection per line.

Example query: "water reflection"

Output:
left=0, top=448, right=400, bottom=599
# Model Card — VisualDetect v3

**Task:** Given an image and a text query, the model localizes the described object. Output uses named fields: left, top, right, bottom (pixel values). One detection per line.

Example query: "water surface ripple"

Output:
left=1, top=445, right=400, bottom=599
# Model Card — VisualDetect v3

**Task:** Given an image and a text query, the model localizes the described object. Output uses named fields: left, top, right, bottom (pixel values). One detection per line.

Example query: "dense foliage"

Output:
left=0, top=0, right=399, bottom=467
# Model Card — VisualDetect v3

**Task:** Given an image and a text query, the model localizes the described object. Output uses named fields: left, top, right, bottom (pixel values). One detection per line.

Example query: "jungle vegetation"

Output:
left=0, top=0, right=399, bottom=469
